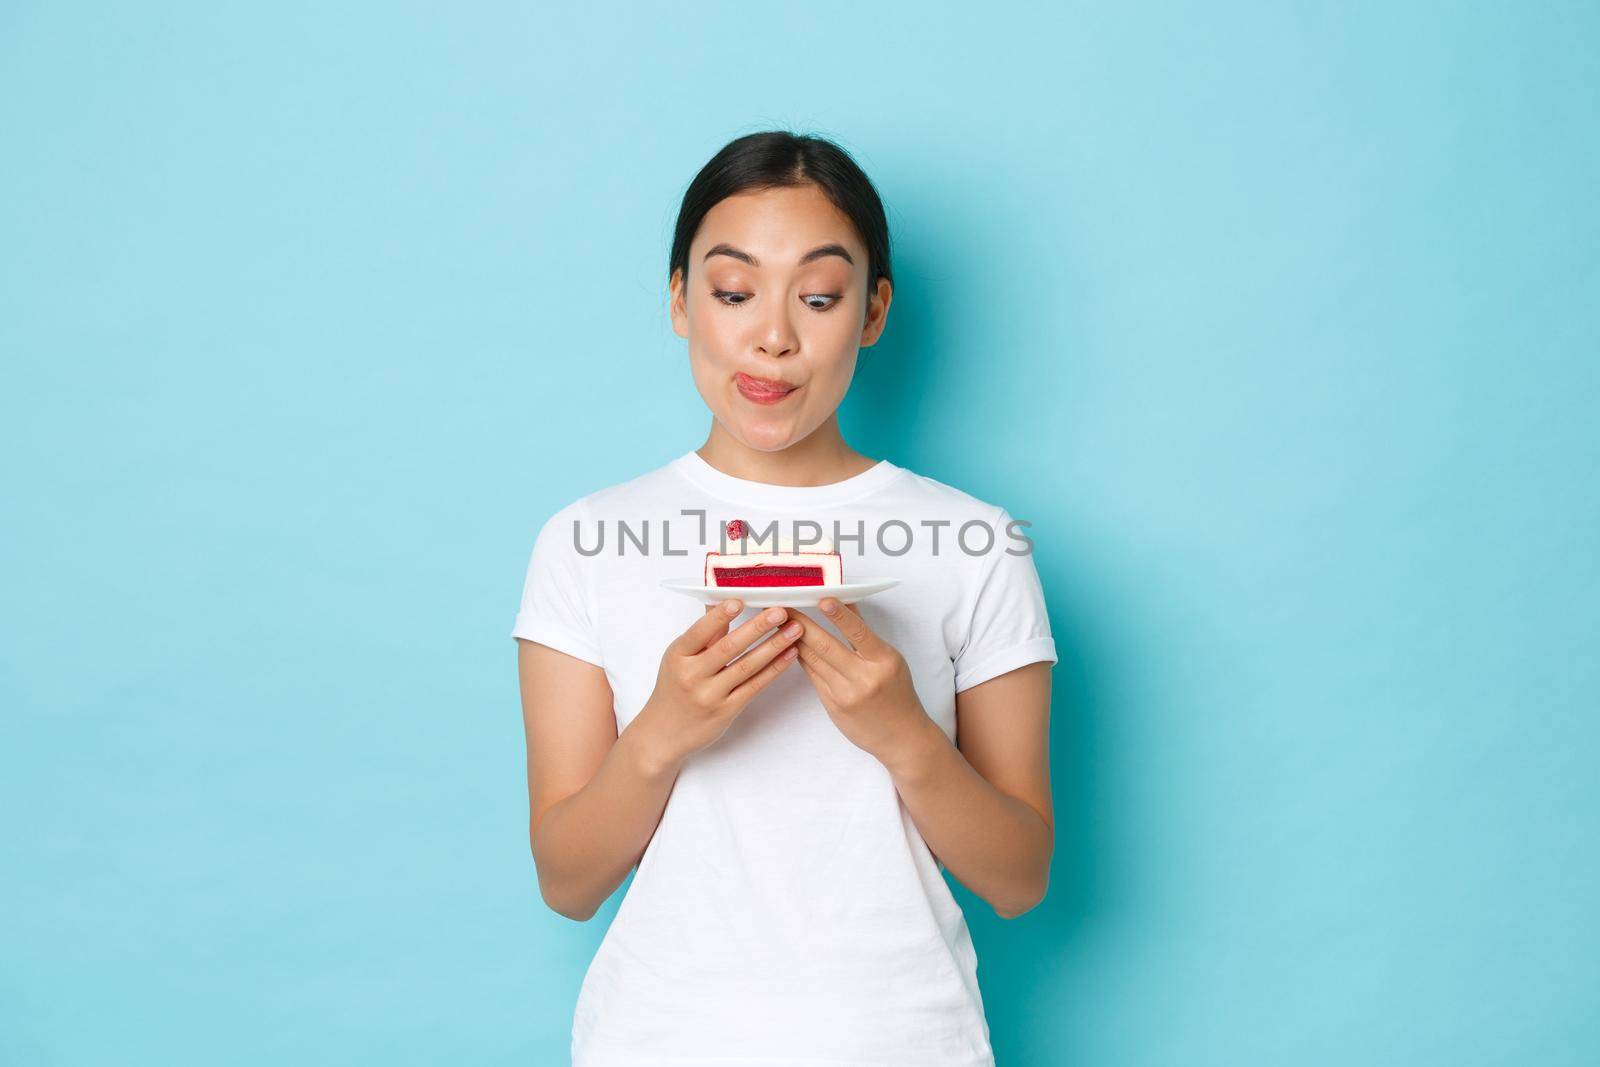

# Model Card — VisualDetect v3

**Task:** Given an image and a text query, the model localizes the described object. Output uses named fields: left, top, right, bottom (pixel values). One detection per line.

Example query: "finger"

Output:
left=692, top=605, right=791, bottom=676
left=792, top=646, right=840, bottom=702
left=724, top=636, right=802, bottom=705
left=670, top=597, right=744, bottom=655
left=819, top=597, right=884, bottom=657
left=710, top=616, right=804, bottom=698
left=791, top=612, right=855, bottom=689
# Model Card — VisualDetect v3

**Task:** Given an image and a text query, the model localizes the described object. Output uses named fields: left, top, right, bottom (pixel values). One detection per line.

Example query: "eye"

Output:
left=711, top=289, right=842, bottom=312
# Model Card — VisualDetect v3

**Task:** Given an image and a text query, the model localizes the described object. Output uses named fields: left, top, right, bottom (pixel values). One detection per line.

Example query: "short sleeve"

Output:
left=511, top=499, right=605, bottom=668
left=952, top=508, right=1058, bottom=693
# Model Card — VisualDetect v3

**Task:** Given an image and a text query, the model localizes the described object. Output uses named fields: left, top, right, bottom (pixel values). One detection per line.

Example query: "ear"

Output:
left=669, top=267, right=689, bottom=340
left=860, top=276, right=893, bottom=346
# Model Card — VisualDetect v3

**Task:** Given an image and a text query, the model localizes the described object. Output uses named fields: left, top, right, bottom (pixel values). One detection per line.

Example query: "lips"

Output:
left=735, top=372, right=800, bottom=405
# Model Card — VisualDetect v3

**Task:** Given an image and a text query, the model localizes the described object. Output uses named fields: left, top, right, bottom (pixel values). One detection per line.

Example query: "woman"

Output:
left=513, top=130, right=1057, bottom=1067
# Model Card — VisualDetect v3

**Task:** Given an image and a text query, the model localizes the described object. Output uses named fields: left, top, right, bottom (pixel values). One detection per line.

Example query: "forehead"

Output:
left=693, top=185, right=864, bottom=267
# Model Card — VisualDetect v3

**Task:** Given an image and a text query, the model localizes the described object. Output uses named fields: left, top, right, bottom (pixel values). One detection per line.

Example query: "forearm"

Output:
left=531, top=715, right=682, bottom=921
left=882, top=716, right=1053, bottom=918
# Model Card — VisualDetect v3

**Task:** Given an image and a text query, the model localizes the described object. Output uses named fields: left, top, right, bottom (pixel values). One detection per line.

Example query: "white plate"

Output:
left=659, top=577, right=900, bottom=609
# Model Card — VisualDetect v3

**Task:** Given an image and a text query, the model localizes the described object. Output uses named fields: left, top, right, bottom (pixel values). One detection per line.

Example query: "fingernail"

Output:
left=783, top=621, right=802, bottom=638
left=765, top=607, right=786, bottom=625
left=821, top=599, right=838, bottom=614
left=724, top=599, right=742, bottom=616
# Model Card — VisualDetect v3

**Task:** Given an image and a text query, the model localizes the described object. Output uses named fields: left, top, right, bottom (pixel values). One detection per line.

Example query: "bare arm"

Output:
left=517, top=639, right=677, bottom=921
left=886, top=661, right=1054, bottom=919
left=788, top=600, right=1055, bottom=920
left=518, top=600, right=804, bottom=921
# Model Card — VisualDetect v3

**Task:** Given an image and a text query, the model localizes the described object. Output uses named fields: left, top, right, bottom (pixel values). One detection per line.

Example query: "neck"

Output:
left=697, top=417, right=878, bottom=487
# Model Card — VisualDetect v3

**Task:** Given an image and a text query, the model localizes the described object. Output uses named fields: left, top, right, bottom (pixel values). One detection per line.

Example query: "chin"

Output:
left=725, top=415, right=803, bottom=452
left=738, top=425, right=798, bottom=451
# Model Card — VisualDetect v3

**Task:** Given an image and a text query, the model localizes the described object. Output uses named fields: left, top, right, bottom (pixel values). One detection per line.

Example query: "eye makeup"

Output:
left=710, top=289, right=844, bottom=312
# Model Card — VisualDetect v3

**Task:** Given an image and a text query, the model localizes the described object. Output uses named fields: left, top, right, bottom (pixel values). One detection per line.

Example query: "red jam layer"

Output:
left=712, top=566, right=825, bottom=587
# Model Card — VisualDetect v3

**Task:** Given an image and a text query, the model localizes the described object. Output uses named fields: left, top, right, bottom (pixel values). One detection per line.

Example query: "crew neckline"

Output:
left=671, top=449, right=905, bottom=508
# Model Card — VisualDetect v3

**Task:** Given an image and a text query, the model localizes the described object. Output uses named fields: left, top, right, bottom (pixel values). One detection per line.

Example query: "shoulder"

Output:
left=884, top=464, right=1017, bottom=526
left=884, top=465, right=1044, bottom=582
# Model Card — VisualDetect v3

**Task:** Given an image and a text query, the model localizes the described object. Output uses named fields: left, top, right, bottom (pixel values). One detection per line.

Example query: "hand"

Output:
left=633, top=599, right=803, bottom=771
left=791, top=596, right=935, bottom=769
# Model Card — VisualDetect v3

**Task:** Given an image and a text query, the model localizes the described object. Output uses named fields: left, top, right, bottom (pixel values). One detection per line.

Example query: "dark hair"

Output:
left=668, top=130, right=893, bottom=297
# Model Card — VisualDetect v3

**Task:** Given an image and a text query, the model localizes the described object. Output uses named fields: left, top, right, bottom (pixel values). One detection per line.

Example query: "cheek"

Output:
left=804, top=352, right=859, bottom=404
left=817, top=316, right=862, bottom=353
left=686, top=303, right=741, bottom=356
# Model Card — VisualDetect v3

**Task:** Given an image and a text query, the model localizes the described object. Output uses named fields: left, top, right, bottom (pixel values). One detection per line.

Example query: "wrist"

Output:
left=621, top=709, right=684, bottom=782
left=880, top=713, right=949, bottom=786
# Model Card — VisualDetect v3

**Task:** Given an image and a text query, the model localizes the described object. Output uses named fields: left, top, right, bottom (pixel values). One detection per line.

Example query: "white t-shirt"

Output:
left=512, top=449, right=1058, bottom=1067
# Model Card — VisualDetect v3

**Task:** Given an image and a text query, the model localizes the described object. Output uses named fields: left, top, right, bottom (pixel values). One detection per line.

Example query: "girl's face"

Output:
left=670, top=184, right=892, bottom=453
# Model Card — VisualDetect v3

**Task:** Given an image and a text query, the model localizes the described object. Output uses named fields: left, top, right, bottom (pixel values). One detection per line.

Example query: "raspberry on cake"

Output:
left=705, top=521, right=843, bottom=587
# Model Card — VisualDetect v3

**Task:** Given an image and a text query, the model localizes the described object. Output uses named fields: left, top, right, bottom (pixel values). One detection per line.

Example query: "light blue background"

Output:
left=3, top=2, right=1596, bottom=1064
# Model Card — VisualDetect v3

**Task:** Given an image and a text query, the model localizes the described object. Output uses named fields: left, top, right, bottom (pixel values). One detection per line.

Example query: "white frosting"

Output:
left=721, top=531, right=836, bottom=555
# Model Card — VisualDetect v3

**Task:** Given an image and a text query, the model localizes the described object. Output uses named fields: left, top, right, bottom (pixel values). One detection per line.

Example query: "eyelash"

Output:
left=711, top=289, right=842, bottom=313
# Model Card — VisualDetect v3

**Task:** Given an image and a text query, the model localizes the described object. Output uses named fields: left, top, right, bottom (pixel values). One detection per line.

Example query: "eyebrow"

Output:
left=702, top=242, right=855, bottom=268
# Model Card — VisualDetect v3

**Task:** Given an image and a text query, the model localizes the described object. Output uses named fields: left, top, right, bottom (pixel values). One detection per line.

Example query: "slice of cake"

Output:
left=704, top=518, right=843, bottom=587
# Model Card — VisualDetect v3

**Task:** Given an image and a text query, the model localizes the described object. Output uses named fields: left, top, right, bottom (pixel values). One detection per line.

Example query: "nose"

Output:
left=754, top=300, right=800, bottom=360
